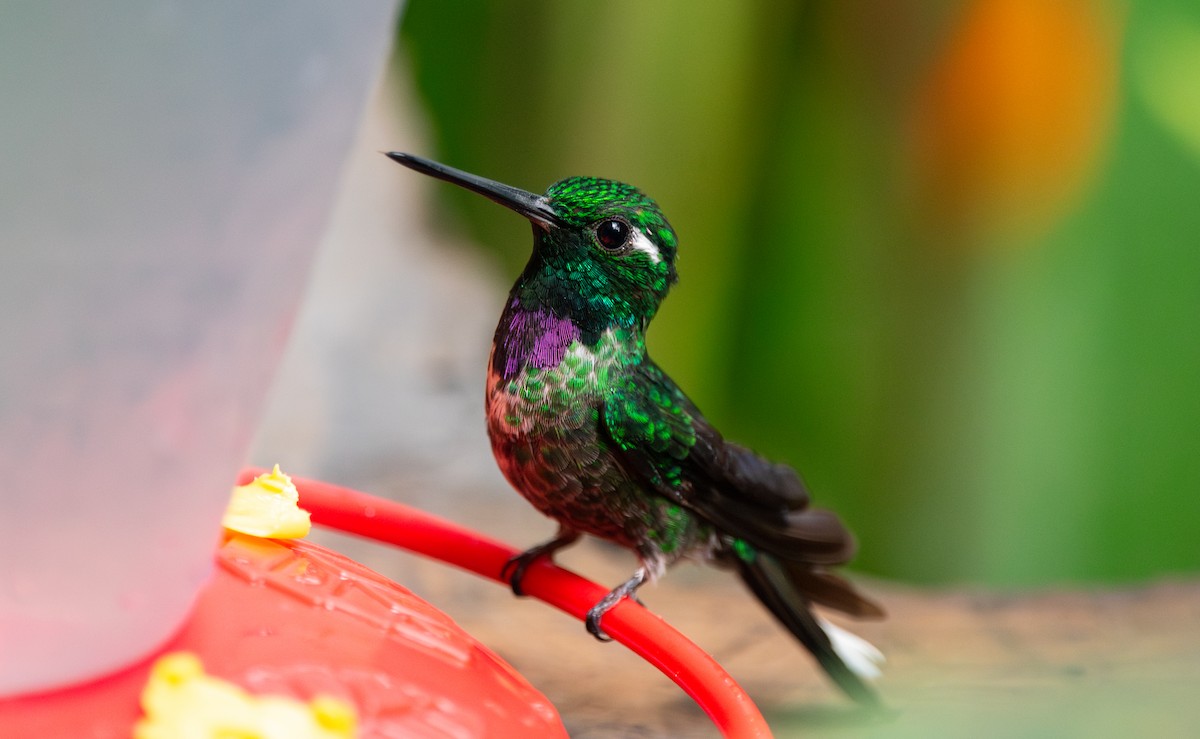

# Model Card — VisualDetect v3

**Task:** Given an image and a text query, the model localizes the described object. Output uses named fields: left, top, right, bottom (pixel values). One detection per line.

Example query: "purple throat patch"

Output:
left=499, top=304, right=580, bottom=378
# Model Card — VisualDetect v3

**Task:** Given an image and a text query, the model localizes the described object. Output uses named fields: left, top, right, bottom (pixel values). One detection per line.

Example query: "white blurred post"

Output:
left=0, top=1, right=400, bottom=694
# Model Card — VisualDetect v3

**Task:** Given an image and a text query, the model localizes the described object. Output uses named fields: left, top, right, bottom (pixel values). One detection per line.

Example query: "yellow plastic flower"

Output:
left=134, top=652, right=357, bottom=739
left=222, top=465, right=311, bottom=539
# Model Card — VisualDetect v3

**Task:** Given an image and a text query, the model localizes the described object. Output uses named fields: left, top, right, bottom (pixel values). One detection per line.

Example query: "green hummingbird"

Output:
left=387, top=152, right=885, bottom=705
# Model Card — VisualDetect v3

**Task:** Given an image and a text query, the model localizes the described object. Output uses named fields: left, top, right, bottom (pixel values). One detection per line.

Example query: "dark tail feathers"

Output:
left=736, top=552, right=883, bottom=707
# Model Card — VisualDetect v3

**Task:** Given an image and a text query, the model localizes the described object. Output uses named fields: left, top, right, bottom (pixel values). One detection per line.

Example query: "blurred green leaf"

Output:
left=398, top=0, right=1200, bottom=587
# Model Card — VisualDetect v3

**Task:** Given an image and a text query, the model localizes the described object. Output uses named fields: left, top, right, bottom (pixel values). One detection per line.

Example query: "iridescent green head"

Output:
left=388, top=153, right=678, bottom=334
left=544, top=176, right=678, bottom=282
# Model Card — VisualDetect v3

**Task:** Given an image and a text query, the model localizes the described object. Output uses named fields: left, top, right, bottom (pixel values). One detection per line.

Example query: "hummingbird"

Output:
left=387, top=152, right=886, bottom=705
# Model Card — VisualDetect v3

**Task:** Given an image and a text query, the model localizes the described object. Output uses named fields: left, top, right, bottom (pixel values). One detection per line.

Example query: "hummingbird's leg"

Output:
left=585, top=567, right=648, bottom=642
left=500, top=526, right=581, bottom=596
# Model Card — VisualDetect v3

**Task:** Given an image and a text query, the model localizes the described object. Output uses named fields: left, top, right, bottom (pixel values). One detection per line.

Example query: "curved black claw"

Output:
left=585, top=608, right=614, bottom=642
left=499, top=529, right=581, bottom=597
left=583, top=567, right=648, bottom=644
left=500, top=550, right=540, bottom=597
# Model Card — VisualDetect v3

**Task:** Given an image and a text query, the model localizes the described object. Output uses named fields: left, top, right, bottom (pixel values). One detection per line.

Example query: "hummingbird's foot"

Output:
left=585, top=567, right=648, bottom=642
left=500, top=528, right=581, bottom=596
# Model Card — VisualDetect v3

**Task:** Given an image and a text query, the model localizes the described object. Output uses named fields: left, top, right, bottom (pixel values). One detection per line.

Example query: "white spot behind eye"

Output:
left=628, top=229, right=661, bottom=264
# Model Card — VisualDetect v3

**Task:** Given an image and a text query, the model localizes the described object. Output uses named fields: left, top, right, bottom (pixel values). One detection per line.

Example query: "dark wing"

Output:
left=602, top=359, right=881, bottom=616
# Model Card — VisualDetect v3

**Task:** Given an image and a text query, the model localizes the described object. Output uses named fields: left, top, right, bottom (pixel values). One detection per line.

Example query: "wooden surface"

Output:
left=317, top=527, right=1200, bottom=738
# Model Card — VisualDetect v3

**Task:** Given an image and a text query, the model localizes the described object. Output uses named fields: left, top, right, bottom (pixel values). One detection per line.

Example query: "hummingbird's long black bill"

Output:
left=386, top=152, right=563, bottom=229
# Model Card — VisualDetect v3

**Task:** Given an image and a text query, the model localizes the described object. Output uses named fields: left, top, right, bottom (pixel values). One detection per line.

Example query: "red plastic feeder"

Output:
left=0, top=471, right=772, bottom=738
left=0, top=528, right=566, bottom=737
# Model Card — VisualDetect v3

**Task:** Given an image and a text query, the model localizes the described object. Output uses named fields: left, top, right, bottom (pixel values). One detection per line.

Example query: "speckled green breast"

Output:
left=485, top=332, right=705, bottom=560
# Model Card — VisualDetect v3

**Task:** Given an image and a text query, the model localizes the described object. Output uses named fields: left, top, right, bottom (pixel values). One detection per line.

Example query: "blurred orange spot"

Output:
left=911, top=0, right=1121, bottom=242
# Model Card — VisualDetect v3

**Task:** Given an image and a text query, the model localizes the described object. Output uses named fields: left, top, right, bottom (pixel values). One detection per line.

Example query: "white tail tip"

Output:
left=819, top=617, right=885, bottom=681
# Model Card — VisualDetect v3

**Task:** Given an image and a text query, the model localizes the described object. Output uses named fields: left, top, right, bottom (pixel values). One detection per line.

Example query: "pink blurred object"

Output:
left=0, top=1, right=400, bottom=693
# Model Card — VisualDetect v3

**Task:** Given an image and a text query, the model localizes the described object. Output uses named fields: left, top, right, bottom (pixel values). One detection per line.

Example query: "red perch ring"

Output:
left=258, top=469, right=773, bottom=738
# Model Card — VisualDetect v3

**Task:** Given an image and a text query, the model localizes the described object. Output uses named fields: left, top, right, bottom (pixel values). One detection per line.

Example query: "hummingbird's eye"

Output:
left=594, top=218, right=631, bottom=251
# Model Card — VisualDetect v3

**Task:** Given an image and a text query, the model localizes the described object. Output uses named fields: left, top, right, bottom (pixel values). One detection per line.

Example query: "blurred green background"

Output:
left=395, top=0, right=1200, bottom=587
